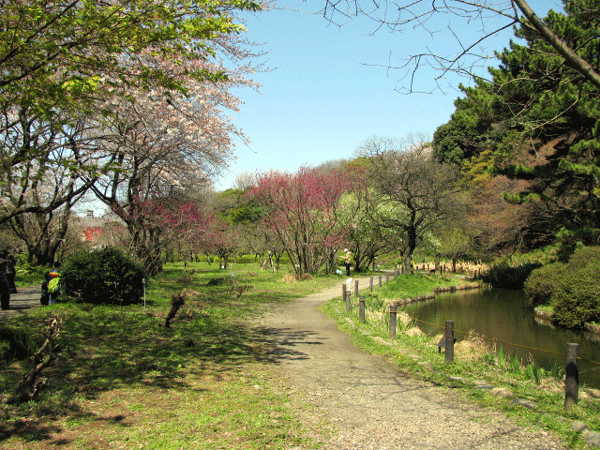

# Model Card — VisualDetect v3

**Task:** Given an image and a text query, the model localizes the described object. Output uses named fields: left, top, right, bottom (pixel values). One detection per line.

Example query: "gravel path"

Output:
left=257, top=276, right=567, bottom=450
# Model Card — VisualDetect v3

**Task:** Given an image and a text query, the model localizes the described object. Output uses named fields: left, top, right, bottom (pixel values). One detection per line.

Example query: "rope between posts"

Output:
left=391, top=309, right=600, bottom=367
left=345, top=279, right=600, bottom=366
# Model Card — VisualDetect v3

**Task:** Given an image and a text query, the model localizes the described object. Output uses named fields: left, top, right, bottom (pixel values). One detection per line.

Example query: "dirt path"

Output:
left=257, top=276, right=567, bottom=450
left=0, top=286, right=39, bottom=321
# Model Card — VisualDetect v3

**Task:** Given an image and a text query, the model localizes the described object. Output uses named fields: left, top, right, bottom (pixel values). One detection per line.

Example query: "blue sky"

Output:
left=215, top=0, right=560, bottom=190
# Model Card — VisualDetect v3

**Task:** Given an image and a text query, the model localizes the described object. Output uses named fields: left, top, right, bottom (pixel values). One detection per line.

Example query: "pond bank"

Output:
left=534, top=307, right=600, bottom=338
left=390, top=281, right=482, bottom=307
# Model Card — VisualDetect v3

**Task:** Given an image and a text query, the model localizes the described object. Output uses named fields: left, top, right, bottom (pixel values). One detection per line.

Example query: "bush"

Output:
left=551, top=247, right=600, bottom=328
left=524, top=247, right=600, bottom=328
left=60, top=247, right=146, bottom=305
left=523, top=262, right=566, bottom=307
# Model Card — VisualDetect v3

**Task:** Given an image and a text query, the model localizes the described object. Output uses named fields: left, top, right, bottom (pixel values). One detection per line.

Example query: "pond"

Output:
left=404, top=288, right=600, bottom=389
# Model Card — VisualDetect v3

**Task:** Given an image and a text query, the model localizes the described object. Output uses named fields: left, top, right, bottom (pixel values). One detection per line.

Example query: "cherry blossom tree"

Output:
left=121, top=197, right=214, bottom=274
left=1, top=0, right=265, bottom=265
left=86, top=40, right=259, bottom=272
left=200, top=215, right=239, bottom=269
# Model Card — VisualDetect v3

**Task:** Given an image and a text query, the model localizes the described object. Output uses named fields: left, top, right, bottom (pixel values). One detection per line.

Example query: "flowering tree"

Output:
left=250, top=167, right=351, bottom=276
left=120, top=197, right=213, bottom=275
left=198, top=215, right=239, bottom=269
left=78, top=4, right=264, bottom=272
left=87, top=52, right=257, bottom=271
left=1, top=0, right=264, bottom=265
left=0, top=0, right=261, bottom=114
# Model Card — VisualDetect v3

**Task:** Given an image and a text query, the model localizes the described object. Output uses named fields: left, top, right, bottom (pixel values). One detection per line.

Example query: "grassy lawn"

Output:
left=0, top=262, right=350, bottom=450
left=4, top=263, right=595, bottom=449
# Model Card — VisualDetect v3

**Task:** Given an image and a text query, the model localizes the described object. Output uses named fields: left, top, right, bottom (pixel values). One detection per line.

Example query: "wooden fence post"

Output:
left=386, top=273, right=390, bottom=283
left=342, top=283, right=347, bottom=303
left=445, top=320, right=455, bottom=363
left=355, top=279, right=359, bottom=297
left=345, top=290, right=352, bottom=312
left=370, top=277, right=373, bottom=291
left=565, top=343, right=579, bottom=410
left=379, top=275, right=382, bottom=287
left=359, top=295, right=365, bottom=323
left=389, top=305, right=397, bottom=339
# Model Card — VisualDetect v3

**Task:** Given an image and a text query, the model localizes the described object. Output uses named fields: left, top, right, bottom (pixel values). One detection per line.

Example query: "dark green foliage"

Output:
left=524, top=262, right=565, bottom=307
left=485, top=262, right=541, bottom=289
left=60, top=247, right=146, bottom=305
left=524, top=247, right=600, bottom=328
left=433, top=2, right=600, bottom=251
left=550, top=247, right=600, bottom=328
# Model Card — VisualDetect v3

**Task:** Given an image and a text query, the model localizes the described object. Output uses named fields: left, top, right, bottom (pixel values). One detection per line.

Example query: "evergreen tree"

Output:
left=433, top=0, right=600, bottom=254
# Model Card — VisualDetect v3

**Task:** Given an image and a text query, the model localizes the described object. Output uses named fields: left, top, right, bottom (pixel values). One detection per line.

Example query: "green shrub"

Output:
left=523, top=262, right=565, bottom=307
left=552, top=251, right=600, bottom=328
left=525, top=247, right=600, bottom=328
left=61, top=247, right=146, bottom=305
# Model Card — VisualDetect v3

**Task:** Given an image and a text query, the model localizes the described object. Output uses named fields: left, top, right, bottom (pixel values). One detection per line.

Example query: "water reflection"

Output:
left=405, top=288, right=600, bottom=389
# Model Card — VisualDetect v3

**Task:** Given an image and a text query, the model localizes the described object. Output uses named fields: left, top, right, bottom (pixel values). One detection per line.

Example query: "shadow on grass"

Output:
left=0, top=263, right=345, bottom=444
left=0, top=300, right=321, bottom=444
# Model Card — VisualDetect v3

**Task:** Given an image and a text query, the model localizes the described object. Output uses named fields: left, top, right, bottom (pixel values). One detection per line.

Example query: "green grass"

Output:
left=322, top=274, right=600, bottom=449
left=2, top=263, right=598, bottom=449
left=0, top=262, right=346, bottom=450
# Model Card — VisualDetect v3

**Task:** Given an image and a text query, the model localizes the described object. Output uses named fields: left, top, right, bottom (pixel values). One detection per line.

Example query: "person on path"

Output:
left=344, top=248, right=352, bottom=276
left=0, top=250, right=13, bottom=310
left=44, top=261, right=62, bottom=305
left=6, top=253, right=17, bottom=294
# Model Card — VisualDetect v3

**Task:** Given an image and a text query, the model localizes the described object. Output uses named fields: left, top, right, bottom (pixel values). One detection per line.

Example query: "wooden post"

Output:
left=359, top=295, right=365, bottom=323
left=345, top=290, right=352, bottom=312
left=342, top=283, right=347, bottom=302
left=394, top=269, right=399, bottom=279
left=355, top=279, right=359, bottom=297
left=565, top=343, right=579, bottom=410
left=445, top=320, right=455, bottom=363
left=379, top=275, right=382, bottom=287
left=389, top=305, right=397, bottom=339
left=369, top=277, right=374, bottom=291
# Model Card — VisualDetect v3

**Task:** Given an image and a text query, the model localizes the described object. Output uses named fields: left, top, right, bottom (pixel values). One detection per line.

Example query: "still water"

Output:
left=404, top=288, right=600, bottom=389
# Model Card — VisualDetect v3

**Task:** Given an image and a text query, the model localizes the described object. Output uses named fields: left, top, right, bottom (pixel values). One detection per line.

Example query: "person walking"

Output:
left=0, top=250, right=12, bottom=310
left=45, top=261, right=62, bottom=305
left=344, top=248, right=352, bottom=276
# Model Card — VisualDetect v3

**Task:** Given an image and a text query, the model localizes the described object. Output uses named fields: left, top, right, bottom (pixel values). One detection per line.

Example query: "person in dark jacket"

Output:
left=0, top=250, right=12, bottom=310
left=6, top=254, right=17, bottom=294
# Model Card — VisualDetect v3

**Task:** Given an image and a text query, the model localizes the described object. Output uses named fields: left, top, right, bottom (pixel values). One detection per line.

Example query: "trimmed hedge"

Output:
left=60, top=247, right=146, bottom=305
